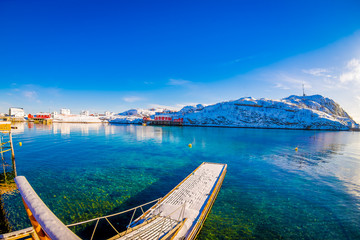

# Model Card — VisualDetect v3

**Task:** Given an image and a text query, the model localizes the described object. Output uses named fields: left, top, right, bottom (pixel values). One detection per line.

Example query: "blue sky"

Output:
left=1, top=1, right=360, bottom=120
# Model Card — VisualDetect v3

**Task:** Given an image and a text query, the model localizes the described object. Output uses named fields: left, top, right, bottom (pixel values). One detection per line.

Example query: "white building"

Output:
left=81, top=110, right=89, bottom=116
left=9, top=107, right=25, bottom=117
left=60, top=108, right=71, bottom=115
left=105, top=111, right=114, bottom=116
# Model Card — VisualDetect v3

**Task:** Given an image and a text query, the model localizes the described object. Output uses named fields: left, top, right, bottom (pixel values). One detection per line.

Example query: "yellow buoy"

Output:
left=295, top=147, right=298, bottom=151
left=19, top=142, right=22, bottom=147
left=188, top=143, right=192, bottom=148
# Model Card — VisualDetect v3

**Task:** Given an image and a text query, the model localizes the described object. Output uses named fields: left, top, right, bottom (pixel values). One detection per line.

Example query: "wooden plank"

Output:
left=0, top=227, right=34, bottom=240
left=113, top=162, right=227, bottom=240
left=186, top=164, right=227, bottom=240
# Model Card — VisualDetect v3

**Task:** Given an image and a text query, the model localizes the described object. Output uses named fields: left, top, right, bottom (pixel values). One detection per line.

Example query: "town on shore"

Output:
left=1, top=94, right=358, bottom=130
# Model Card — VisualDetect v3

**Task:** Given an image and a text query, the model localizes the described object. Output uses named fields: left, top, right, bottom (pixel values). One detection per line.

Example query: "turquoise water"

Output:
left=3, top=123, right=360, bottom=239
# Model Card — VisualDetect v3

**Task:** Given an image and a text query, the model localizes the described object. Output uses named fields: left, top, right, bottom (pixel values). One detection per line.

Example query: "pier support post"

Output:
left=9, top=132, right=17, bottom=177
left=0, top=136, right=7, bottom=183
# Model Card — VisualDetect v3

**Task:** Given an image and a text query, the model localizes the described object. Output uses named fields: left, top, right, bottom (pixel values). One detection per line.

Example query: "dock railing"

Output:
left=15, top=175, right=164, bottom=240
left=67, top=198, right=162, bottom=240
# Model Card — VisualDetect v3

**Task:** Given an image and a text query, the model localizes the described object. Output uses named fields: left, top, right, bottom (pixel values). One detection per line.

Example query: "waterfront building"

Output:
left=60, top=108, right=71, bottom=115
left=80, top=110, right=89, bottom=116
left=9, top=107, right=25, bottom=117
left=105, top=111, right=114, bottom=116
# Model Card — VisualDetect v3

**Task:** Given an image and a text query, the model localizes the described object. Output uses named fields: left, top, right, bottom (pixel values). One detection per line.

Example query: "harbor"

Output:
left=0, top=123, right=359, bottom=239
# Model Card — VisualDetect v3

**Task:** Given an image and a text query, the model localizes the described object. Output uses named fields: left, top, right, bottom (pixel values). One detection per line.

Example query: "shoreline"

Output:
left=109, top=122, right=355, bottom=131
left=52, top=121, right=105, bottom=124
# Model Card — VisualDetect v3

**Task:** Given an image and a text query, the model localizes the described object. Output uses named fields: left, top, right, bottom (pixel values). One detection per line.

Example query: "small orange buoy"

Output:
left=295, top=147, right=298, bottom=151
left=19, top=142, right=22, bottom=147
left=188, top=143, right=192, bottom=148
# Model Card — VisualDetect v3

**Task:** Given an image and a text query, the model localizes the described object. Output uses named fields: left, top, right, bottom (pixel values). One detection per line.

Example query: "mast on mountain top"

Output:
left=302, top=83, right=306, bottom=96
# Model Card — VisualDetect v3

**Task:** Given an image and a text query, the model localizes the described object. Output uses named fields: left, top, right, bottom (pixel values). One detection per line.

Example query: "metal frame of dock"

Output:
left=0, top=122, right=17, bottom=187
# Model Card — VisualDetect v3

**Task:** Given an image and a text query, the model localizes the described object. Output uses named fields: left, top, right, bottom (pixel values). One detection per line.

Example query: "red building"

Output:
left=28, top=113, right=52, bottom=120
left=143, top=115, right=183, bottom=126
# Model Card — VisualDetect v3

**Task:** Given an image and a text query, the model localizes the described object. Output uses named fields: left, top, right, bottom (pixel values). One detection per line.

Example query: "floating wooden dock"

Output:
left=143, top=120, right=183, bottom=126
left=0, top=117, right=25, bottom=123
left=112, top=162, right=227, bottom=240
left=1, top=162, right=227, bottom=240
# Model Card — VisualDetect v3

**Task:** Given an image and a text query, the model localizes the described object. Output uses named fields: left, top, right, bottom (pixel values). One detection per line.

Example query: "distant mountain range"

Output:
left=109, top=95, right=358, bottom=130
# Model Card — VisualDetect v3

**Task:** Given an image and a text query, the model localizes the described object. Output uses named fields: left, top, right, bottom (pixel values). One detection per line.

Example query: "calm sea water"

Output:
left=3, top=123, right=360, bottom=239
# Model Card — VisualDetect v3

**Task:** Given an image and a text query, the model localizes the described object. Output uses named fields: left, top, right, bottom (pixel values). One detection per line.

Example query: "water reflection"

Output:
left=267, top=130, right=360, bottom=201
left=271, top=132, right=350, bottom=168
left=104, top=124, right=116, bottom=136
left=48, top=123, right=168, bottom=141
left=52, top=123, right=103, bottom=135
left=10, top=122, right=25, bottom=134
left=126, top=125, right=164, bottom=142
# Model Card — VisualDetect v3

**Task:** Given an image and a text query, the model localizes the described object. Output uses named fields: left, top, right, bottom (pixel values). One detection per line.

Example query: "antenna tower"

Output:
left=302, top=83, right=305, bottom=96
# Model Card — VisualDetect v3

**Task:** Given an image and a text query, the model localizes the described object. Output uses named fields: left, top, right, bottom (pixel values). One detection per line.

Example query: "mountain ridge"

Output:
left=109, top=95, right=358, bottom=130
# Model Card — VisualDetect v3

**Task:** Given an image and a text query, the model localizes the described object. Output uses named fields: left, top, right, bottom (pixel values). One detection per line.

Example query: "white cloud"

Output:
left=303, top=68, right=336, bottom=79
left=225, top=55, right=257, bottom=65
left=23, top=90, right=38, bottom=99
left=123, top=96, right=143, bottom=103
left=274, top=83, right=290, bottom=90
left=302, top=68, right=331, bottom=77
left=300, top=59, right=360, bottom=90
left=340, top=58, right=360, bottom=83
left=274, top=73, right=312, bottom=89
left=167, top=79, right=191, bottom=86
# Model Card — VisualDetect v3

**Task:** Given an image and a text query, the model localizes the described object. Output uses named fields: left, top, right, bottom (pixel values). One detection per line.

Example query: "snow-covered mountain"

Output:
left=117, top=108, right=159, bottom=116
left=177, top=95, right=357, bottom=130
left=179, top=104, right=206, bottom=114
left=109, top=95, right=358, bottom=130
left=108, top=108, right=164, bottom=124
